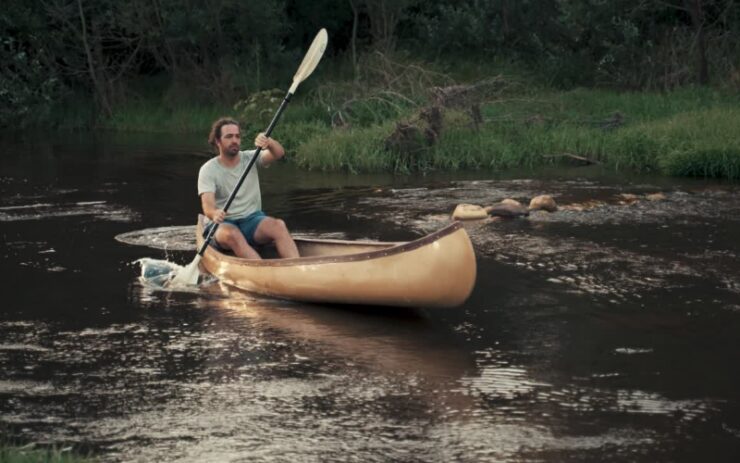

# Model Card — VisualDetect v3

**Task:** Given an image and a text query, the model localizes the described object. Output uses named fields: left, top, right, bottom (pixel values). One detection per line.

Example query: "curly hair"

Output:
left=208, top=117, right=240, bottom=150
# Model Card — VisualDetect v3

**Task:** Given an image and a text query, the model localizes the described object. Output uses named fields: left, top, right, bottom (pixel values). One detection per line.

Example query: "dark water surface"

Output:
left=1, top=132, right=739, bottom=462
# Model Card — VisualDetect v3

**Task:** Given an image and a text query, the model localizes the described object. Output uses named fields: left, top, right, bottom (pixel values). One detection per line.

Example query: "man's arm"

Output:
left=200, top=192, right=225, bottom=223
left=254, top=132, right=285, bottom=166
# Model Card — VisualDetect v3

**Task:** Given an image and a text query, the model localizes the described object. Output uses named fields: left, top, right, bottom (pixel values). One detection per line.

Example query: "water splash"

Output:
left=135, top=257, right=214, bottom=290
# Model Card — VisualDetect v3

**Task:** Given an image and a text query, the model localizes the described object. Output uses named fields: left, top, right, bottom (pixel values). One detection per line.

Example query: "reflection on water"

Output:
left=1, top=282, right=479, bottom=461
left=0, top=199, right=138, bottom=223
left=1, top=133, right=739, bottom=461
left=116, top=226, right=197, bottom=251
left=4, top=279, right=712, bottom=462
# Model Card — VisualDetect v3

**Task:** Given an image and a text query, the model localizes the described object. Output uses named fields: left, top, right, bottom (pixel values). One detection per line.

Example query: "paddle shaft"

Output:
left=197, top=91, right=293, bottom=257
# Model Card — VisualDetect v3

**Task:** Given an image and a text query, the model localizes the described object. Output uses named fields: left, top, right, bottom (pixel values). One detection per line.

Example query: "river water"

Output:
left=1, top=132, right=739, bottom=462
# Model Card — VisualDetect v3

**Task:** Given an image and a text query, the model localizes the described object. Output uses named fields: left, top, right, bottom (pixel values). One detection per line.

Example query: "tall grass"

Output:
left=293, top=87, right=740, bottom=179
left=651, top=108, right=740, bottom=179
left=40, top=73, right=739, bottom=181
left=100, top=101, right=234, bottom=133
left=294, top=124, right=391, bottom=173
left=0, top=444, right=93, bottom=463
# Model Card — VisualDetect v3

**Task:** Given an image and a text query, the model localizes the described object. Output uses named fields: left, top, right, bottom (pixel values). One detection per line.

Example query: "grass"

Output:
left=290, top=86, right=740, bottom=179
left=100, top=100, right=234, bottom=133
left=0, top=444, right=93, bottom=463
left=294, top=123, right=391, bottom=173
left=36, top=71, right=740, bottom=181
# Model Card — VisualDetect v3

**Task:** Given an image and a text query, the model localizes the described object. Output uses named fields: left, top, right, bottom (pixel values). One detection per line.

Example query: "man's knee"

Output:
left=274, top=218, right=288, bottom=232
left=217, top=225, right=243, bottom=248
left=266, top=217, right=288, bottom=233
left=257, top=217, right=290, bottom=242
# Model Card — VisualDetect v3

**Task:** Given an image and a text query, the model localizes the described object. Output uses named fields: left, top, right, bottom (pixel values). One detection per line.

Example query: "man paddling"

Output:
left=198, top=117, right=300, bottom=259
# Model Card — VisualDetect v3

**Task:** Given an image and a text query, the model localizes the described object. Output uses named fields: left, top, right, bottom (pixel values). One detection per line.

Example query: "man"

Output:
left=198, top=117, right=299, bottom=259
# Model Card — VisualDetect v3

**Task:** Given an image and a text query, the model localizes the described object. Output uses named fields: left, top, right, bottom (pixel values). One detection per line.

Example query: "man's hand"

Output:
left=254, top=133, right=273, bottom=150
left=253, top=133, right=285, bottom=165
left=212, top=209, right=226, bottom=223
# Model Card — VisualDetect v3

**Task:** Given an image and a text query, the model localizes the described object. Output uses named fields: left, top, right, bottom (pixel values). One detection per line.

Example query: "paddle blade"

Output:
left=170, top=255, right=202, bottom=286
left=289, top=28, right=328, bottom=94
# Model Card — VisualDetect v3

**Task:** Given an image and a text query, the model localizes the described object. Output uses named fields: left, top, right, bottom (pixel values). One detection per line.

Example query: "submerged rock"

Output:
left=529, top=195, right=558, bottom=212
left=617, top=193, right=640, bottom=205
left=646, top=192, right=667, bottom=201
left=560, top=200, right=606, bottom=211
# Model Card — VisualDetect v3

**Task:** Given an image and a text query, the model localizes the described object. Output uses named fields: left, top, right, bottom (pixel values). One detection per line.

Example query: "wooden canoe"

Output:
left=195, top=215, right=476, bottom=308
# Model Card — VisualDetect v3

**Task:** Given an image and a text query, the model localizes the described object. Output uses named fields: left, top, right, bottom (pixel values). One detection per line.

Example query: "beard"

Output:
left=224, top=144, right=240, bottom=157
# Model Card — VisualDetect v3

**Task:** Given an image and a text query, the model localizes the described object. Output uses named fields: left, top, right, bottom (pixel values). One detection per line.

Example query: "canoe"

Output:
left=195, top=215, right=476, bottom=308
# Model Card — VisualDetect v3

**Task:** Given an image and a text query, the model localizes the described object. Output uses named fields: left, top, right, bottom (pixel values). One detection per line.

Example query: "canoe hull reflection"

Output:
left=195, top=215, right=476, bottom=308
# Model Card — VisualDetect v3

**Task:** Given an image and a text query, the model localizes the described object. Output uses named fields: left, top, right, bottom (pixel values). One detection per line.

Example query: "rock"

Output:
left=501, top=198, right=522, bottom=207
left=646, top=192, right=667, bottom=201
left=528, top=195, right=558, bottom=212
left=484, top=203, right=530, bottom=218
left=452, top=204, right=488, bottom=220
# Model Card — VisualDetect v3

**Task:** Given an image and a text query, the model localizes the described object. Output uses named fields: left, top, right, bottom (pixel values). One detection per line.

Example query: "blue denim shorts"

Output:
left=204, top=210, right=267, bottom=247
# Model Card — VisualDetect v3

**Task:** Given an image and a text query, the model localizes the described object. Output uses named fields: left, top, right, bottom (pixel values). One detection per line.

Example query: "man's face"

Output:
left=218, top=124, right=241, bottom=157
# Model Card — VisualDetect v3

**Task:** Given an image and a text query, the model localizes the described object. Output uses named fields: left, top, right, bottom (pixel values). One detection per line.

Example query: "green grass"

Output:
left=482, top=86, right=731, bottom=123
left=36, top=79, right=740, bottom=180
left=100, top=101, right=234, bottom=133
left=0, top=445, right=93, bottom=463
left=291, top=86, right=740, bottom=179
left=294, top=124, right=391, bottom=173
left=651, top=108, right=740, bottom=179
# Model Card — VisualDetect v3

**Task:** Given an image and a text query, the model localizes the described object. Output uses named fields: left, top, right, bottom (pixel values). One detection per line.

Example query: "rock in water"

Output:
left=452, top=204, right=489, bottom=220
left=529, top=195, right=558, bottom=212
left=646, top=192, right=667, bottom=201
left=484, top=203, right=530, bottom=218
left=501, top=198, right=523, bottom=207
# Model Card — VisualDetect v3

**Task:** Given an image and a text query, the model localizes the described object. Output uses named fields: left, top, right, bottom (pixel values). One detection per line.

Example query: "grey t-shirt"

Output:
left=197, top=150, right=263, bottom=220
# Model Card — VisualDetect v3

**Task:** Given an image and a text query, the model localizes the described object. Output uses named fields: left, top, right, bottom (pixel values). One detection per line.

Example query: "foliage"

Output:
left=234, top=88, right=285, bottom=132
left=293, top=123, right=392, bottom=172
left=0, top=4, right=65, bottom=127
left=2, top=0, right=739, bottom=181
left=408, top=0, right=740, bottom=89
left=2, top=0, right=739, bottom=128
left=652, top=108, right=740, bottom=179
left=291, top=87, right=740, bottom=180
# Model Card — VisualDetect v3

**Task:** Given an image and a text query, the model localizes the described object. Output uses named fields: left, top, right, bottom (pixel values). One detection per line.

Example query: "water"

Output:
left=1, top=132, right=739, bottom=462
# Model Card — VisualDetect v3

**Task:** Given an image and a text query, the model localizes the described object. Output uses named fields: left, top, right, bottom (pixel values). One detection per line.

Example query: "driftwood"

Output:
left=430, top=76, right=510, bottom=109
left=543, top=153, right=601, bottom=165
left=597, top=111, right=624, bottom=130
left=384, top=105, right=443, bottom=162
left=386, top=77, right=514, bottom=161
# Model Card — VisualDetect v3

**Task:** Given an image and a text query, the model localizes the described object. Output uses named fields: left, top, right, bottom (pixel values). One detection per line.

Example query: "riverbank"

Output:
left=0, top=444, right=92, bottom=463
left=293, top=86, right=740, bottom=180
left=47, top=84, right=740, bottom=181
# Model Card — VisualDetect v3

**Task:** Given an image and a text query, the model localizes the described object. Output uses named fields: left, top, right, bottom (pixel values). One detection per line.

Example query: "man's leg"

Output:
left=214, top=223, right=262, bottom=259
left=253, top=217, right=300, bottom=258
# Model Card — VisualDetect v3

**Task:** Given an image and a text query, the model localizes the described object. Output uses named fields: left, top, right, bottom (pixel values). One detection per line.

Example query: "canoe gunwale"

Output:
left=196, top=215, right=467, bottom=267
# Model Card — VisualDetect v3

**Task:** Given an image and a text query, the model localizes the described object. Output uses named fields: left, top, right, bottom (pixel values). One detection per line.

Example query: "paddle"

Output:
left=171, top=28, right=328, bottom=286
